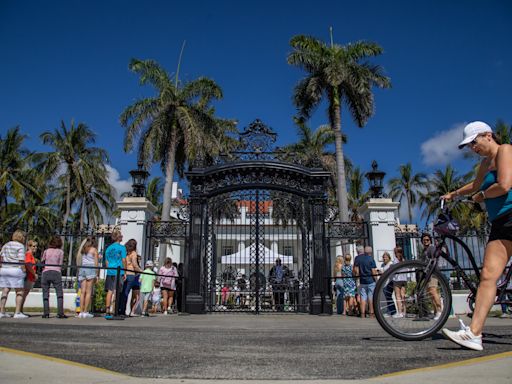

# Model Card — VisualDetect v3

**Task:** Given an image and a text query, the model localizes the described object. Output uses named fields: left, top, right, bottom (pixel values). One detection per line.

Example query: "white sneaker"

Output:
left=163, top=311, right=168, bottom=315
left=13, top=312, right=29, bottom=319
left=434, top=312, right=442, bottom=320
left=442, top=320, right=483, bottom=351
left=0, top=312, right=11, bottom=318
left=392, top=313, right=404, bottom=319
left=84, top=312, right=94, bottom=318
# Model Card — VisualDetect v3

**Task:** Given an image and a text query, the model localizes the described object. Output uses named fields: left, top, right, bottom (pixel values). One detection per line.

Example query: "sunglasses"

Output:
left=469, top=133, right=487, bottom=147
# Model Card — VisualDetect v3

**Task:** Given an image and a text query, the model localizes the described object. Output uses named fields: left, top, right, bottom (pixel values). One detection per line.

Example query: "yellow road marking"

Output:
left=376, top=350, right=512, bottom=379
left=0, top=346, right=126, bottom=376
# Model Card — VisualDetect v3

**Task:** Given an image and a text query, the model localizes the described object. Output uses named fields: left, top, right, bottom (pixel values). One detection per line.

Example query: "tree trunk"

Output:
left=79, top=201, right=85, bottom=231
left=159, top=133, right=177, bottom=265
left=333, top=104, right=349, bottom=222
left=62, top=169, right=71, bottom=229
left=407, top=193, right=413, bottom=224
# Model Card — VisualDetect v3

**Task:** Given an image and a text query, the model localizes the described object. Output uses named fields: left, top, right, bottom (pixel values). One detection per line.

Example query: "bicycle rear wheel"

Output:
left=374, top=260, right=452, bottom=341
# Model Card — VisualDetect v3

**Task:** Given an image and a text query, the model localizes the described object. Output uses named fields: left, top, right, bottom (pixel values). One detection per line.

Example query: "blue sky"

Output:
left=1, top=1, right=511, bottom=222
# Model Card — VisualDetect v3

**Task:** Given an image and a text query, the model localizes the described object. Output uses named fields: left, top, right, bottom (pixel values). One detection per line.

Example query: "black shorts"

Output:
left=488, top=210, right=512, bottom=243
left=161, top=287, right=175, bottom=292
left=104, top=275, right=123, bottom=292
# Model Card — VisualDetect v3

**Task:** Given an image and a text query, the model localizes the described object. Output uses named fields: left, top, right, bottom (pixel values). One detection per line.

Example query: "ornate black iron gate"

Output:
left=184, top=120, right=332, bottom=314
left=204, top=189, right=312, bottom=313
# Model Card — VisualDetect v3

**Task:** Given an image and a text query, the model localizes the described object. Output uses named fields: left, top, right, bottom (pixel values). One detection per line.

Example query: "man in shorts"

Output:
left=104, top=230, right=126, bottom=316
left=353, top=246, right=377, bottom=318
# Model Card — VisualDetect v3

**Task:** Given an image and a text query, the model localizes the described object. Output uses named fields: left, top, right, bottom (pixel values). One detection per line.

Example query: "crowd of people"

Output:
left=0, top=229, right=182, bottom=319
left=334, top=245, right=383, bottom=318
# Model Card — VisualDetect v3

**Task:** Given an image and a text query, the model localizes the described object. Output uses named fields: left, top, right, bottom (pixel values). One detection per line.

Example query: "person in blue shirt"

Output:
left=103, top=230, right=127, bottom=316
left=442, top=121, right=512, bottom=351
left=353, top=246, right=377, bottom=318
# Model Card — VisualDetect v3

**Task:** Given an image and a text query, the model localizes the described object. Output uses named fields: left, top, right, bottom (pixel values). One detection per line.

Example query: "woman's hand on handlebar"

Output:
left=441, top=192, right=456, bottom=201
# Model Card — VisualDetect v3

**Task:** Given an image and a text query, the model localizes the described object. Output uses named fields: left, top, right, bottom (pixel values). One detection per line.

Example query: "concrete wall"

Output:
left=5, top=289, right=77, bottom=311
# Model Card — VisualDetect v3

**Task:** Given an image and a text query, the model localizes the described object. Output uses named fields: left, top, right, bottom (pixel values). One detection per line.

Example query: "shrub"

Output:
left=93, top=279, right=106, bottom=313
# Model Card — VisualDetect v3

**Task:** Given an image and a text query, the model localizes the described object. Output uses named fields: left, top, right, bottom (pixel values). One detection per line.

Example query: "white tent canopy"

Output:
left=220, top=243, right=293, bottom=265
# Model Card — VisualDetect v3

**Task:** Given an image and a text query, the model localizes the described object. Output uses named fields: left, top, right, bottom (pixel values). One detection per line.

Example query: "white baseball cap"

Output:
left=458, top=121, right=493, bottom=149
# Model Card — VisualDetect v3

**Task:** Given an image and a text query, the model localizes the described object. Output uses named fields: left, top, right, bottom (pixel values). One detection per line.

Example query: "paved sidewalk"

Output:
left=1, top=346, right=511, bottom=384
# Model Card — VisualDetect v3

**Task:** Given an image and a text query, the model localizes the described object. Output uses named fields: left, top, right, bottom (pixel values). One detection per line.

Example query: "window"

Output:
left=222, top=246, right=234, bottom=256
left=282, top=246, right=293, bottom=256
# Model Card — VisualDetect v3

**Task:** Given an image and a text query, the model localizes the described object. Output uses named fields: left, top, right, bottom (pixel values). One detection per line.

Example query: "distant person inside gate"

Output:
left=269, top=258, right=289, bottom=311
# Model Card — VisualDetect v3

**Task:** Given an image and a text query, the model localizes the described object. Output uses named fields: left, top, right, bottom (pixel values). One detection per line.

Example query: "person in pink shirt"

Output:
left=158, top=258, right=178, bottom=315
left=41, top=236, right=67, bottom=318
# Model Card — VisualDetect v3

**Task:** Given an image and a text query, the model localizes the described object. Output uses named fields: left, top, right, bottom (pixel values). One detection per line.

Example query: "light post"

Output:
left=365, top=160, right=386, bottom=198
left=129, top=160, right=149, bottom=197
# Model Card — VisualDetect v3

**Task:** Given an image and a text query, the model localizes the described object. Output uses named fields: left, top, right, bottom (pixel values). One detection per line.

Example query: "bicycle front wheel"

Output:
left=374, top=260, right=452, bottom=341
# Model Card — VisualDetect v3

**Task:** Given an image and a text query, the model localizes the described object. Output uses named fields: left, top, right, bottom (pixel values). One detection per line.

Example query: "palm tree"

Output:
left=5, top=181, right=60, bottom=238
left=388, top=163, right=427, bottom=223
left=287, top=33, right=391, bottom=221
left=75, top=178, right=116, bottom=229
left=146, top=176, right=164, bottom=214
left=347, top=167, right=369, bottom=222
left=495, top=119, right=511, bottom=145
left=418, top=165, right=463, bottom=223
left=38, top=120, right=110, bottom=229
left=0, top=127, right=39, bottom=214
left=120, top=58, right=236, bottom=226
left=281, top=119, right=338, bottom=170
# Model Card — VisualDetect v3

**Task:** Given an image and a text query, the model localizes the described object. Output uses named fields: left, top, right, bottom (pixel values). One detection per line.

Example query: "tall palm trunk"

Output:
left=159, top=132, right=177, bottom=265
left=63, top=170, right=71, bottom=229
left=79, top=201, right=85, bottom=231
left=407, top=193, right=413, bottom=223
left=333, top=103, right=349, bottom=222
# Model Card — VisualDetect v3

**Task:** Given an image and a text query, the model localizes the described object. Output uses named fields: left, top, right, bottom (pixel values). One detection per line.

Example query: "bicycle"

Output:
left=373, top=199, right=512, bottom=341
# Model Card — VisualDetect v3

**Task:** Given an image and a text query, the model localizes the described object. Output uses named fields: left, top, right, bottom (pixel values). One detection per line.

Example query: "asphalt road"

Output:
left=0, top=314, right=511, bottom=380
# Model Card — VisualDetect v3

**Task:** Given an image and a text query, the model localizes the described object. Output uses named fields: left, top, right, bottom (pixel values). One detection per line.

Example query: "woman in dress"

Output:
left=342, top=254, right=357, bottom=316
left=0, top=230, right=27, bottom=318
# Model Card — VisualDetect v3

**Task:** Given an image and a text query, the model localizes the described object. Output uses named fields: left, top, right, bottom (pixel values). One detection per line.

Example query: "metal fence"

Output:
left=395, top=228, right=488, bottom=290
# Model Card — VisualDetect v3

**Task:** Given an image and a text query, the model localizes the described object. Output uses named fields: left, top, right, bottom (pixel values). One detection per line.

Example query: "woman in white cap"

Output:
left=441, top=121, right=512, bottom=351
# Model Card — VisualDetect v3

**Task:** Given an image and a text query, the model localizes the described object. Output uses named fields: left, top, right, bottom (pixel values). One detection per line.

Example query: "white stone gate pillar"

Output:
left=358, top=198, right=400, bottom=265
left=116, top=197, right=156, bottom=263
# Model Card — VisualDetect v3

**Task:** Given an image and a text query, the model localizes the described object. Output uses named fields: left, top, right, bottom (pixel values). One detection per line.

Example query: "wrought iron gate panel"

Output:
left=204, top=189, right=311, bottom=313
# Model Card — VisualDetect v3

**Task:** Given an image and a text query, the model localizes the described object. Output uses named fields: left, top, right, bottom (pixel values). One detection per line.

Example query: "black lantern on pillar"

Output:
left=129, top=160, right=150, bottom=197
left=365, top=160, right=386, bottom=198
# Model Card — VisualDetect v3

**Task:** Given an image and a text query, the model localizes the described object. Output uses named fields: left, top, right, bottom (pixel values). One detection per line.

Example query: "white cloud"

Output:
left=420, top=124, right=465, bottom=166
left=106, top=164, right=132, bottom=199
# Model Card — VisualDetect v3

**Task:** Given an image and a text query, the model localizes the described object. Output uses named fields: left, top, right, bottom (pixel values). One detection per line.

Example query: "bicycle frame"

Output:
left=426, top=234, right=512, bottom=306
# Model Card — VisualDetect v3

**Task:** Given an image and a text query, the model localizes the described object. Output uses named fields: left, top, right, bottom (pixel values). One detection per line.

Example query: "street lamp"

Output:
left=365, top=160, right=386, bottom=198
left=129, top=160, right=150, bottom=197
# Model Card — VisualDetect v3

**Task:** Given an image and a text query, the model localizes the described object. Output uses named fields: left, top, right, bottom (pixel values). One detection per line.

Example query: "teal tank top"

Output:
left=481, top=171, right=512, bottom=221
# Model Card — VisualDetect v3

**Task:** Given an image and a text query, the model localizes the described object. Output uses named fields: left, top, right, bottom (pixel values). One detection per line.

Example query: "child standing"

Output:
left=151, top=281, right=162, bottom=314
left=139, top=260, right=156, bottom=317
